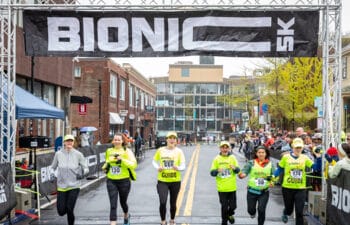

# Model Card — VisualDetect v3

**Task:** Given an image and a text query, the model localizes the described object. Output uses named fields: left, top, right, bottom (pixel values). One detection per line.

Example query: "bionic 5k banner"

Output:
left=23, top=10, right=319, bottom=57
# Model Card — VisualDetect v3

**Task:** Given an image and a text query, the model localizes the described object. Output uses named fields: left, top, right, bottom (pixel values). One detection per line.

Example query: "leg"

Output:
left=169, top=182, right=181, bottom=220
left=247, top=191, right=258, bottom=217
left=117, top=179, right=131, bottom=224
left=107, top=179, right=119, bottom=222
left=294, top=189, right=307, bottom=225
left=218, top=192, right=229, bottom=225
left=257, top=191, right=269, bottom=225
left=56, top=191, right=67, bottom=216
left=227, top=191, right=237, bottom=216
left=157, top=181, right=169, bottom=222
left=282, top=187, right=295, bottom=216
left=65, top=189, right=80, bottom=225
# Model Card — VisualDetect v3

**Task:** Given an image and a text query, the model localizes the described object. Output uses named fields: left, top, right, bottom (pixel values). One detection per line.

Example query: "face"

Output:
left=296, top=128, right=304, bottom=136
left=256, top=148, right=267, bottom=160
left=220, top=144, right=230, bottom=155
left=166, top=136, right=177, bottom=147
left=112, top=135, right=123, bottom=146
left=347, top=136, right=350, bottom=144
left=293, top=146, right=303, bottom=155
left=64, top=139, right=74, bottom=149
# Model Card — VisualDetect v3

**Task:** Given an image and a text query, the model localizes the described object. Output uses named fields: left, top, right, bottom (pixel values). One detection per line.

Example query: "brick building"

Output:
left=70, top=58, right=156, bottom=144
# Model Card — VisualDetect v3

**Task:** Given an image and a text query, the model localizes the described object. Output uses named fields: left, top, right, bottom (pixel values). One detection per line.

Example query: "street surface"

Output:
left=30, top=143, right=294, bottom=225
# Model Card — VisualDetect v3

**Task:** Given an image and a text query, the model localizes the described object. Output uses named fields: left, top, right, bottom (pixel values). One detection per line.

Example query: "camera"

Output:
left=114, top=154, right=121, bottom=163
left=114, top=153, right=120, bottom=158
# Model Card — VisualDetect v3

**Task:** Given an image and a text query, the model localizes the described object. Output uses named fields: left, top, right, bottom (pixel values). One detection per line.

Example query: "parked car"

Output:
left=155, top=131, right=168, bottom=148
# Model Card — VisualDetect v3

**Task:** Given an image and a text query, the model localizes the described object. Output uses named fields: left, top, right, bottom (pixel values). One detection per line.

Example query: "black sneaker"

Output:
left=228, top=215, right=235, bottom=224
left=123, top=213, right=130, bottom=225
left=281, top=214, right=288, bottom=223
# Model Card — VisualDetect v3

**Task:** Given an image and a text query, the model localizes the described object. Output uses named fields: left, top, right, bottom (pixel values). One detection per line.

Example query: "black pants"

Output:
left=57, top=188, right=80, bottom=225
left=106, top=178, right=131, bottom=221
left=282, top=187, right=306, bottom=225
left=157, top=181, right=181, bottom=221
left=218, top=191, right=236, bottom=225
left=247, top=190, right=269, bottom=225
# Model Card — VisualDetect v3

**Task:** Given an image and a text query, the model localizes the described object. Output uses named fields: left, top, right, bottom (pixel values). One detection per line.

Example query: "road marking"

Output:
left=176, top=145, right=199, bottom=215
left=183, top=145, right=200, bottom=216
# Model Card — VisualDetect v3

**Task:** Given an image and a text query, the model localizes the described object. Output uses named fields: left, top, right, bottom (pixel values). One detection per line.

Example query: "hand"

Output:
left=266, top=175, right=274, bottom=181
left=172, top=166, right=178, bottom=171
left=158, top=166, right=164, bottom=172
left=238, top=173, right=246, bottom=179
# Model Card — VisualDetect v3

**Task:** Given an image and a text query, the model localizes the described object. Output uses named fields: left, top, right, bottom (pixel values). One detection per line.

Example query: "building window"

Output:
left=74, top=66, right=81, bottom=77
left=129, top=85, right=134, bottom=106
left=343, top=56, right=347, bottom=79
left=120, top=79, right=125, bottom=100
left=110, top=73, right=117, bottom=98
left=181, top=68, right=189, bottom=77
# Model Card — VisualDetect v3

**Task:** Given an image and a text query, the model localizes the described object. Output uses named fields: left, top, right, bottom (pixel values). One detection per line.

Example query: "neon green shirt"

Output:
left=210, top=154, right=239, bottom=192
left=279, top=153, right=313, bottom=189
left=105, top=146, right=137, bottom=180
left=247, top=160, right=273, bottom=190
left=153, top=147, right=185, bottom=182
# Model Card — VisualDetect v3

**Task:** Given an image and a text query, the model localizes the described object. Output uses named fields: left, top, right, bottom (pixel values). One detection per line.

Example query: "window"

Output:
left=129, top=85, right=134, bottom=106
left=74, top=66, right=81, bottom=77
left=343, top=56, right=347, bottom=79
left=181, top=68, right=189, bottom=77
left=110, top=73, right=117, bottom=98
left=43, top=84, right=55, bottom=105
left=120, top=79, right=125, bottom=100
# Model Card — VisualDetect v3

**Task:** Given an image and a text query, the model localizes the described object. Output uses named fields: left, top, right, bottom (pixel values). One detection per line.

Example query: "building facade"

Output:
left=152, top=62, right=238, bottom=140
left=70, top=59, right=156, bottom=144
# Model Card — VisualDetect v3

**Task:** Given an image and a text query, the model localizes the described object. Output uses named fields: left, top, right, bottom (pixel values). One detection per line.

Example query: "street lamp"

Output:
left=257, top=97, right=260, bottom=124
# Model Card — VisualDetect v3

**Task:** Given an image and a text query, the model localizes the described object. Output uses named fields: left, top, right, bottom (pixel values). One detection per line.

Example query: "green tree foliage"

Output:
left=263, top=57, right=322, bottom=128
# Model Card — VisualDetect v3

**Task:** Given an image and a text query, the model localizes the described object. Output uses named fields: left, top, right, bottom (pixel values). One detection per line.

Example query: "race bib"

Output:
left=290, top=169, right=302, bottom=179
left=220, top=169, right=231, bottom=178
left=255, top=178, right=266, bottom=186
left=111, top=166, right=121, bottom=175
left=163, top=160, right=174, bottom=169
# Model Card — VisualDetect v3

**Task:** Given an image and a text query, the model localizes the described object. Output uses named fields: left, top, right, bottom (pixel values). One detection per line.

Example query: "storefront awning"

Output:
left=109, top=112, right=124, bottom=124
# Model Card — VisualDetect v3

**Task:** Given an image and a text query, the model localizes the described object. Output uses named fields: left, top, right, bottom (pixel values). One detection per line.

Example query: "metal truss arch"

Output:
left=0, top=1, right=342, bottom=197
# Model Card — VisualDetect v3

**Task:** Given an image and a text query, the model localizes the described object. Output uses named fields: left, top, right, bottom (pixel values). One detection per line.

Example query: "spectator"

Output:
left=134, top=131, right=142, bottom=158
left=328, top=143, right=350, bottom=178
left=80, top=132, right=90, bottom=147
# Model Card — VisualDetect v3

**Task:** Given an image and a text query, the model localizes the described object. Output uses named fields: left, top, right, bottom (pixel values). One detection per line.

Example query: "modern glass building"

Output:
left=151, top=61, right=243, bottom=140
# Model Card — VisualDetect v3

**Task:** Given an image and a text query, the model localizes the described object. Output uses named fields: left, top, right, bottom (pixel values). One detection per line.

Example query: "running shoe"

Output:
left=281, top=214, right=288, bottom=223
left=250, top=213, right=256, bottom=219
left=123, top=213, right=130, bottom=225
left=228, top=215, right=235, bottom=224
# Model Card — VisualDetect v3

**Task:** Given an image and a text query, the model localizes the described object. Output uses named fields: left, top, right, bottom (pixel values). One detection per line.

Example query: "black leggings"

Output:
left=107, top=178, right=131, bottom=221
left=247, top=191, right=269, bottom=225
left=218, top=191, right=237, bottom=225
left=57, top=188, right=80, bottom=225
left=282, top=187, right=306, bottom=225
left=157, top=181, right=181, bottom=221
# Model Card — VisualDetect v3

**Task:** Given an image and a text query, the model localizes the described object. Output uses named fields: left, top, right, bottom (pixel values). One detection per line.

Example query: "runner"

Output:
left=51, top=134, right=89, bottom=225
left=210, top=141, right=240, bottom=225
left=238, top=145, right=275, bottom=225
left=102, top=133, right=137, bottom=225
left=274, top=137, right=321, bottom=225
left=152, top=131, right=186, bottom=225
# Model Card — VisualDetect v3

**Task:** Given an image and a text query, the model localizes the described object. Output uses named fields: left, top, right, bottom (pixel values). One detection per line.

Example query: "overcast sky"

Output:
left=113, top=2, right=350, bottom=78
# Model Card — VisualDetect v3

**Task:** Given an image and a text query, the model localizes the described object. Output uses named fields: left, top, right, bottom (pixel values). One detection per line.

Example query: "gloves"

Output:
left=102, top=163, right=110, bottom=174
left=266, top=175, right=274, bottom=181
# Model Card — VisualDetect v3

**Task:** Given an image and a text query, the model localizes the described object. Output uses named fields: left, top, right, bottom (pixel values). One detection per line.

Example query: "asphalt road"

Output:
left=28, top=143, right=296, bottom=225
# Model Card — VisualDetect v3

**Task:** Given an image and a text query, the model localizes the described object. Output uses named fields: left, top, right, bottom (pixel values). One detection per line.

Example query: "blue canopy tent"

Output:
left=15, top=85, right=64, bottom=119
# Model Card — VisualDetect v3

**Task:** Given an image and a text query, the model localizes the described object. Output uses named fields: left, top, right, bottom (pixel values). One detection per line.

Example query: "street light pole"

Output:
left=257, top=97, right=260, bottom=126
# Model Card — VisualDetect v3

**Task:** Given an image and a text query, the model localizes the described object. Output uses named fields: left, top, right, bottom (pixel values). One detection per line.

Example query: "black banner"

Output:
left=0, top=163, right=16, bottom=220
left=23, top=10, right=319, bottom=57
left=327, top=169, right=350, bottom=225
left=34, top=145, right=109, bottom=196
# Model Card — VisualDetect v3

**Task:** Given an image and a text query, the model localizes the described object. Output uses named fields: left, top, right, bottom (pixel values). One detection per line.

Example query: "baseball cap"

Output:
left=292, top=138, right=304, bottom=148
left=312, top=133, right=322, bottom=139
left=219, top=141, right=230, bottom=148
left=64, top=134, right=75, bottom=142
left=166, top=131, right=178, bottom=138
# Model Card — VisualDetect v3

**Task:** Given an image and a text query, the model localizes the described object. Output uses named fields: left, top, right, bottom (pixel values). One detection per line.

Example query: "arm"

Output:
left=328, top=162, right=342, bottom=178
left=238, top=160, right=253, bottom=179
left=121, top=149, right=137, bottom=170
left=51, top=153, right=58, bottom=170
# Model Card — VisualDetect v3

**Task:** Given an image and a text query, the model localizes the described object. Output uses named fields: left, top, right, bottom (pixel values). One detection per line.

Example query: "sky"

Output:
left=112, top=1, right=350, bottom=78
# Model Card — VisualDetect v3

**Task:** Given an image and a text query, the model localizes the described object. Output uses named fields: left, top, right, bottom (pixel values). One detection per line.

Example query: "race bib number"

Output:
left=255, top=178, right=266, bottom=187
left=220, top=169, right=231, bottom=178
left=163, top=160, right=174, bottom=169
left=290, top=169, right=302, bottom=179
left=111, top=166, right=121, bottom=175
